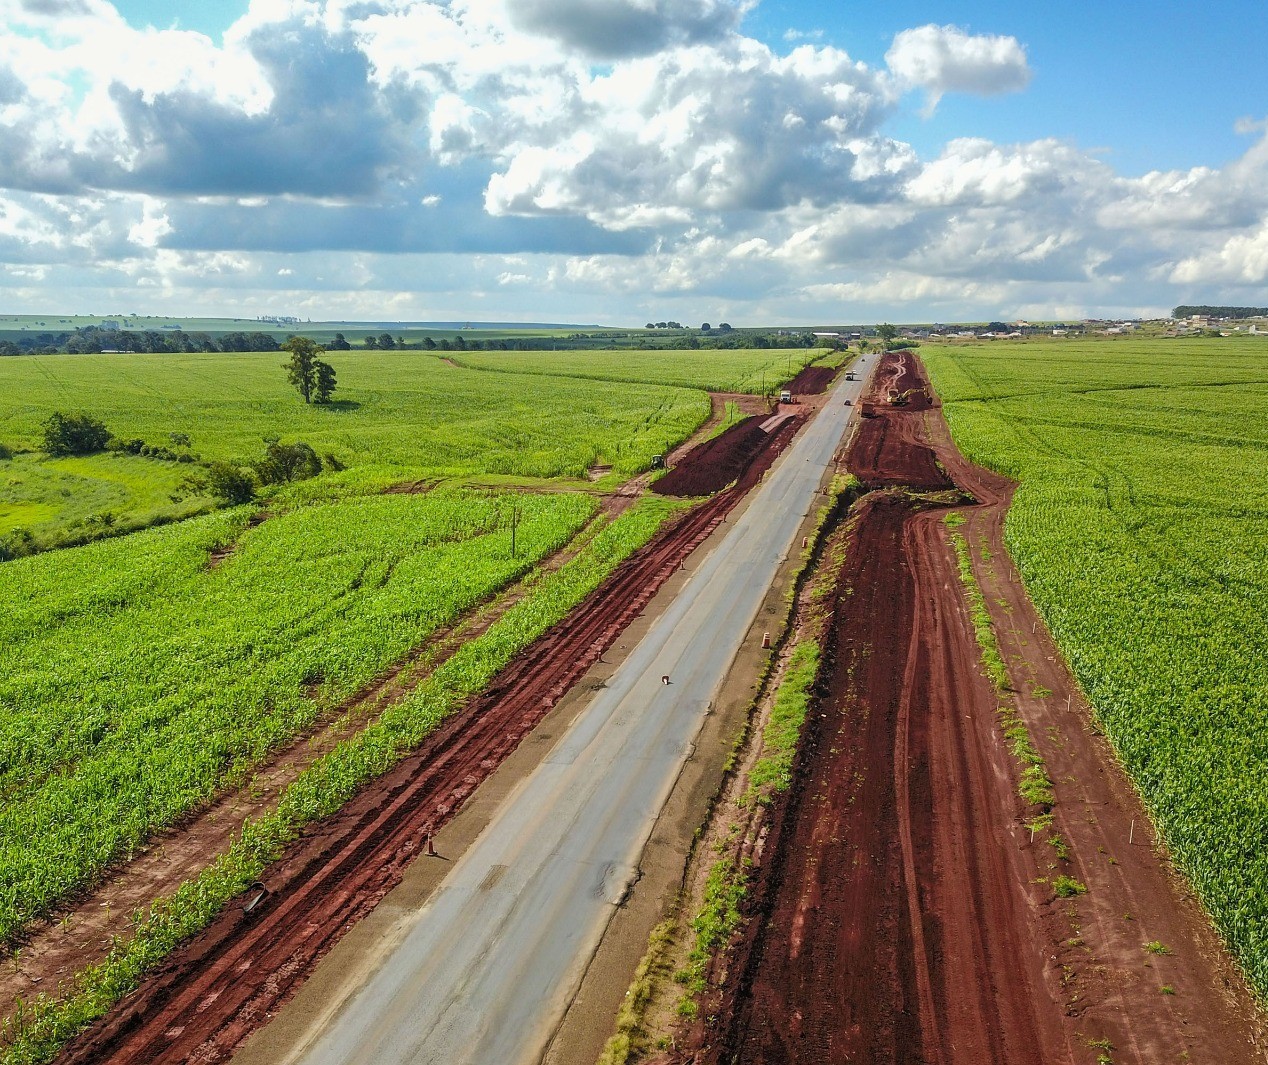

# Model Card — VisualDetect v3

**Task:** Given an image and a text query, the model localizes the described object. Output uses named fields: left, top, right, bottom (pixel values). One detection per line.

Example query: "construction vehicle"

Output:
left=650, top=454, right=666, bottom=470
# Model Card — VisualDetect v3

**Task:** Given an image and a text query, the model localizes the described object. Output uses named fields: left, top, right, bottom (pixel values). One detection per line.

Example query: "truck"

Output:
left=845, top=370, right=856, bottom=381
left=779, top=389, right=793, bottom=403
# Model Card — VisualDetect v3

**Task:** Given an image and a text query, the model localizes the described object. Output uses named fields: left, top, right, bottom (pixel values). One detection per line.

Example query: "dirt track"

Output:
left=692, top=352, right=1265, bottom=1064
left=51, top=414, right=804, bottom=1065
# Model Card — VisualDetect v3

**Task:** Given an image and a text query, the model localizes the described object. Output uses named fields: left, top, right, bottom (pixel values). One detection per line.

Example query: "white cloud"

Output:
left=0, top=0, right=1266, bottom=323
left=886, top=24, right=1030, bottom=113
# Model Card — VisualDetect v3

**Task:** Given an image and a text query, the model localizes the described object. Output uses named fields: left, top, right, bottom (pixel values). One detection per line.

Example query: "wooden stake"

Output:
left=1129, top=820, right=1135, bottom=846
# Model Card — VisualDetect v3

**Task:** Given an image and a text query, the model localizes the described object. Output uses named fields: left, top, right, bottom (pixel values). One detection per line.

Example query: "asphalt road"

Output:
left=289, top=360, right=872, bottom=1065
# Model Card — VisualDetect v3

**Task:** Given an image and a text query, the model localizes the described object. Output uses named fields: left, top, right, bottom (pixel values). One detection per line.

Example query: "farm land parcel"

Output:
left=0, top=345, right=815, bottom=1061
left=0, top=349, right=813, bottom=550
left=924, top=337, right=1268, bottom=998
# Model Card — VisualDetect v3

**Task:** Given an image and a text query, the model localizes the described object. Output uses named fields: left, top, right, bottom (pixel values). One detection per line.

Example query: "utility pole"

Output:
left=511, top=504, right=519, bottom=557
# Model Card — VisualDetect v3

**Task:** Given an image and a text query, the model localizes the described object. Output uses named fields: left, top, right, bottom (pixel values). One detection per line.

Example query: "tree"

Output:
left=204, top=461, right=258, bottom=505
left=875, top=323, right=898, bottom=349
left=43, top=412, right=110, bottom=456
left=422, top=336, right=436, bottom=350
left=282, top=336, right=335, bottom=404
left=378, top=332, right=395, bottom=350
left=314, top=359, right=337, bottom=404
left=364, top=335, right=379, bottom=349
left=701, top=323, right=712, bottom=332
left=329, top=332, right=351, bottom=350
left=254, top=440, right=322, bottom=485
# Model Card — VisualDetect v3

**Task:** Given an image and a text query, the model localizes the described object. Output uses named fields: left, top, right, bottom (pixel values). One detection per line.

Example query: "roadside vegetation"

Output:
left=924, top=337, right=1268, bottom=997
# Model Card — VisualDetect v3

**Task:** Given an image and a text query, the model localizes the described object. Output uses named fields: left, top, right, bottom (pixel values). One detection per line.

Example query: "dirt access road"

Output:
left=233, top=365, right=871, bottom=1065
left=702, top=352, right=1264, bottom=1065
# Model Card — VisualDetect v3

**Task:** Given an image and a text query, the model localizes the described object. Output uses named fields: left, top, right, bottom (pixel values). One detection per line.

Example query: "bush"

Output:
left=204, top=462, right=258, bottom=505
left=254, top=440, right=321, bottom=485
left=42, top=412, right=110, bottom=456
left=1053, top=875, right=1087, bottom=898
left=0, top=441, right=11, bottom=460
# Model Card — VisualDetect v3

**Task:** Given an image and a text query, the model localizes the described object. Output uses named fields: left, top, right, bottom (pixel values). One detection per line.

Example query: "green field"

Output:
left=923, top=337, right=1268, bottom=996
left=1, top=349, right=786, bottom=547
left=0, top=346, right=808, bottom=941
left=452, top=348, right=821, bottom=393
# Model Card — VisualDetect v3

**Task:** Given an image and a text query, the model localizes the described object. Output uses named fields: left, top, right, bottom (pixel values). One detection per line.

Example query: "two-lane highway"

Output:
left=280, top=359, right=873, bottom=1065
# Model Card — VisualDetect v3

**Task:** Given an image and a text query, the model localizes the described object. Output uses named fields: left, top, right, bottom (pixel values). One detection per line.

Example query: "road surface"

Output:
left=284, top=361, right=871, bottom=1065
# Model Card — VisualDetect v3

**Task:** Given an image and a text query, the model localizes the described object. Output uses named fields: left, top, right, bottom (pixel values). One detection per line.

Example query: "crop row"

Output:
left=0, top=488, right=598, bottom=943
left=924, top=338, right=1268, bottom=997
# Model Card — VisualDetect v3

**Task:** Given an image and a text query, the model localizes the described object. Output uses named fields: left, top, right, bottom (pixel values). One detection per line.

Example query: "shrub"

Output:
left=42, top=412, right=110, bottom=456
left=254, top=440, right=321, bottom=485
left=204, top=462, right=258, bottom=505
left=1053, top=875, right=1087, bottom=898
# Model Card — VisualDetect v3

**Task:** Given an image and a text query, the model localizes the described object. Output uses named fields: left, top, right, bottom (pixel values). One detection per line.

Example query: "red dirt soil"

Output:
left=783, top=365, right=836, bottom=394
left=683, top=351, right=1265, bottom=1065
left=51, top=411, right=805, bottom=1065
left=653, top=414, right=803, bottom=497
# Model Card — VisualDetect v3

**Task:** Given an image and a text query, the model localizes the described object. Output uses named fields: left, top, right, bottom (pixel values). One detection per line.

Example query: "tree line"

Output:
left=1173, top=306, right=1268, bottom=319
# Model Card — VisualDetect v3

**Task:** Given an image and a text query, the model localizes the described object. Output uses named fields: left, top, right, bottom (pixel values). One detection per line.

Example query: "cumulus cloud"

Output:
left=886, top=24, right=1030, bottom=113
left=507, top=0, right=747, bottom=60
left=1, top=0, right=1267, bottom=322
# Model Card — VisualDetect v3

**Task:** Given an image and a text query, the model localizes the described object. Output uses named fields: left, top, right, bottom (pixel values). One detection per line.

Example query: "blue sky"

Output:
left=4, top=0, right=1268, bottom=323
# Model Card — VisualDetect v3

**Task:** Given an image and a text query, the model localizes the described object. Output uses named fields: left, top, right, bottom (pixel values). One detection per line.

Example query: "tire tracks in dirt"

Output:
left=679, top=351, right=1265, bottom=1065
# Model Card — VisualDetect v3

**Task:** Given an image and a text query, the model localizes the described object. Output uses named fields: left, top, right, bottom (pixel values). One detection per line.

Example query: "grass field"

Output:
left=0, top=349, right=741, bottom=546
left=451, top=348, right=822, bottom=393
left=923, top=336, right=1268, bottom=997
left=0, top=345, right=812, bottom=942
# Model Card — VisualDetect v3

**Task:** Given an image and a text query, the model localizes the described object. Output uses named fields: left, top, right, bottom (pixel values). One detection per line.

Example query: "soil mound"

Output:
left=783, top=366, right=835, bottom=394
left=653, top=414, right=801, bottom=497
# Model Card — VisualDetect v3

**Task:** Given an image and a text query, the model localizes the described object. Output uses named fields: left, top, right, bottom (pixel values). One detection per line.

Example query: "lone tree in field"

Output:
left=875, top=323, right=899, bottom=350
left=282, top=336, right=337, bottom=404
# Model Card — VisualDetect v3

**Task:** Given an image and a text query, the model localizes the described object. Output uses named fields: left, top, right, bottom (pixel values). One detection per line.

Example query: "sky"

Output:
left=2, top=0, right=1267, bottom=325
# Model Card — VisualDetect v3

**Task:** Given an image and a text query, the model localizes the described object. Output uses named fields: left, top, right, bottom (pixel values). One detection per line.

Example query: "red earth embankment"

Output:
left=681, top=350, right=1264, bottom=1064
left=652, top=414, right=802, bottom=497
left=783, top=365, right=836, bottom=394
